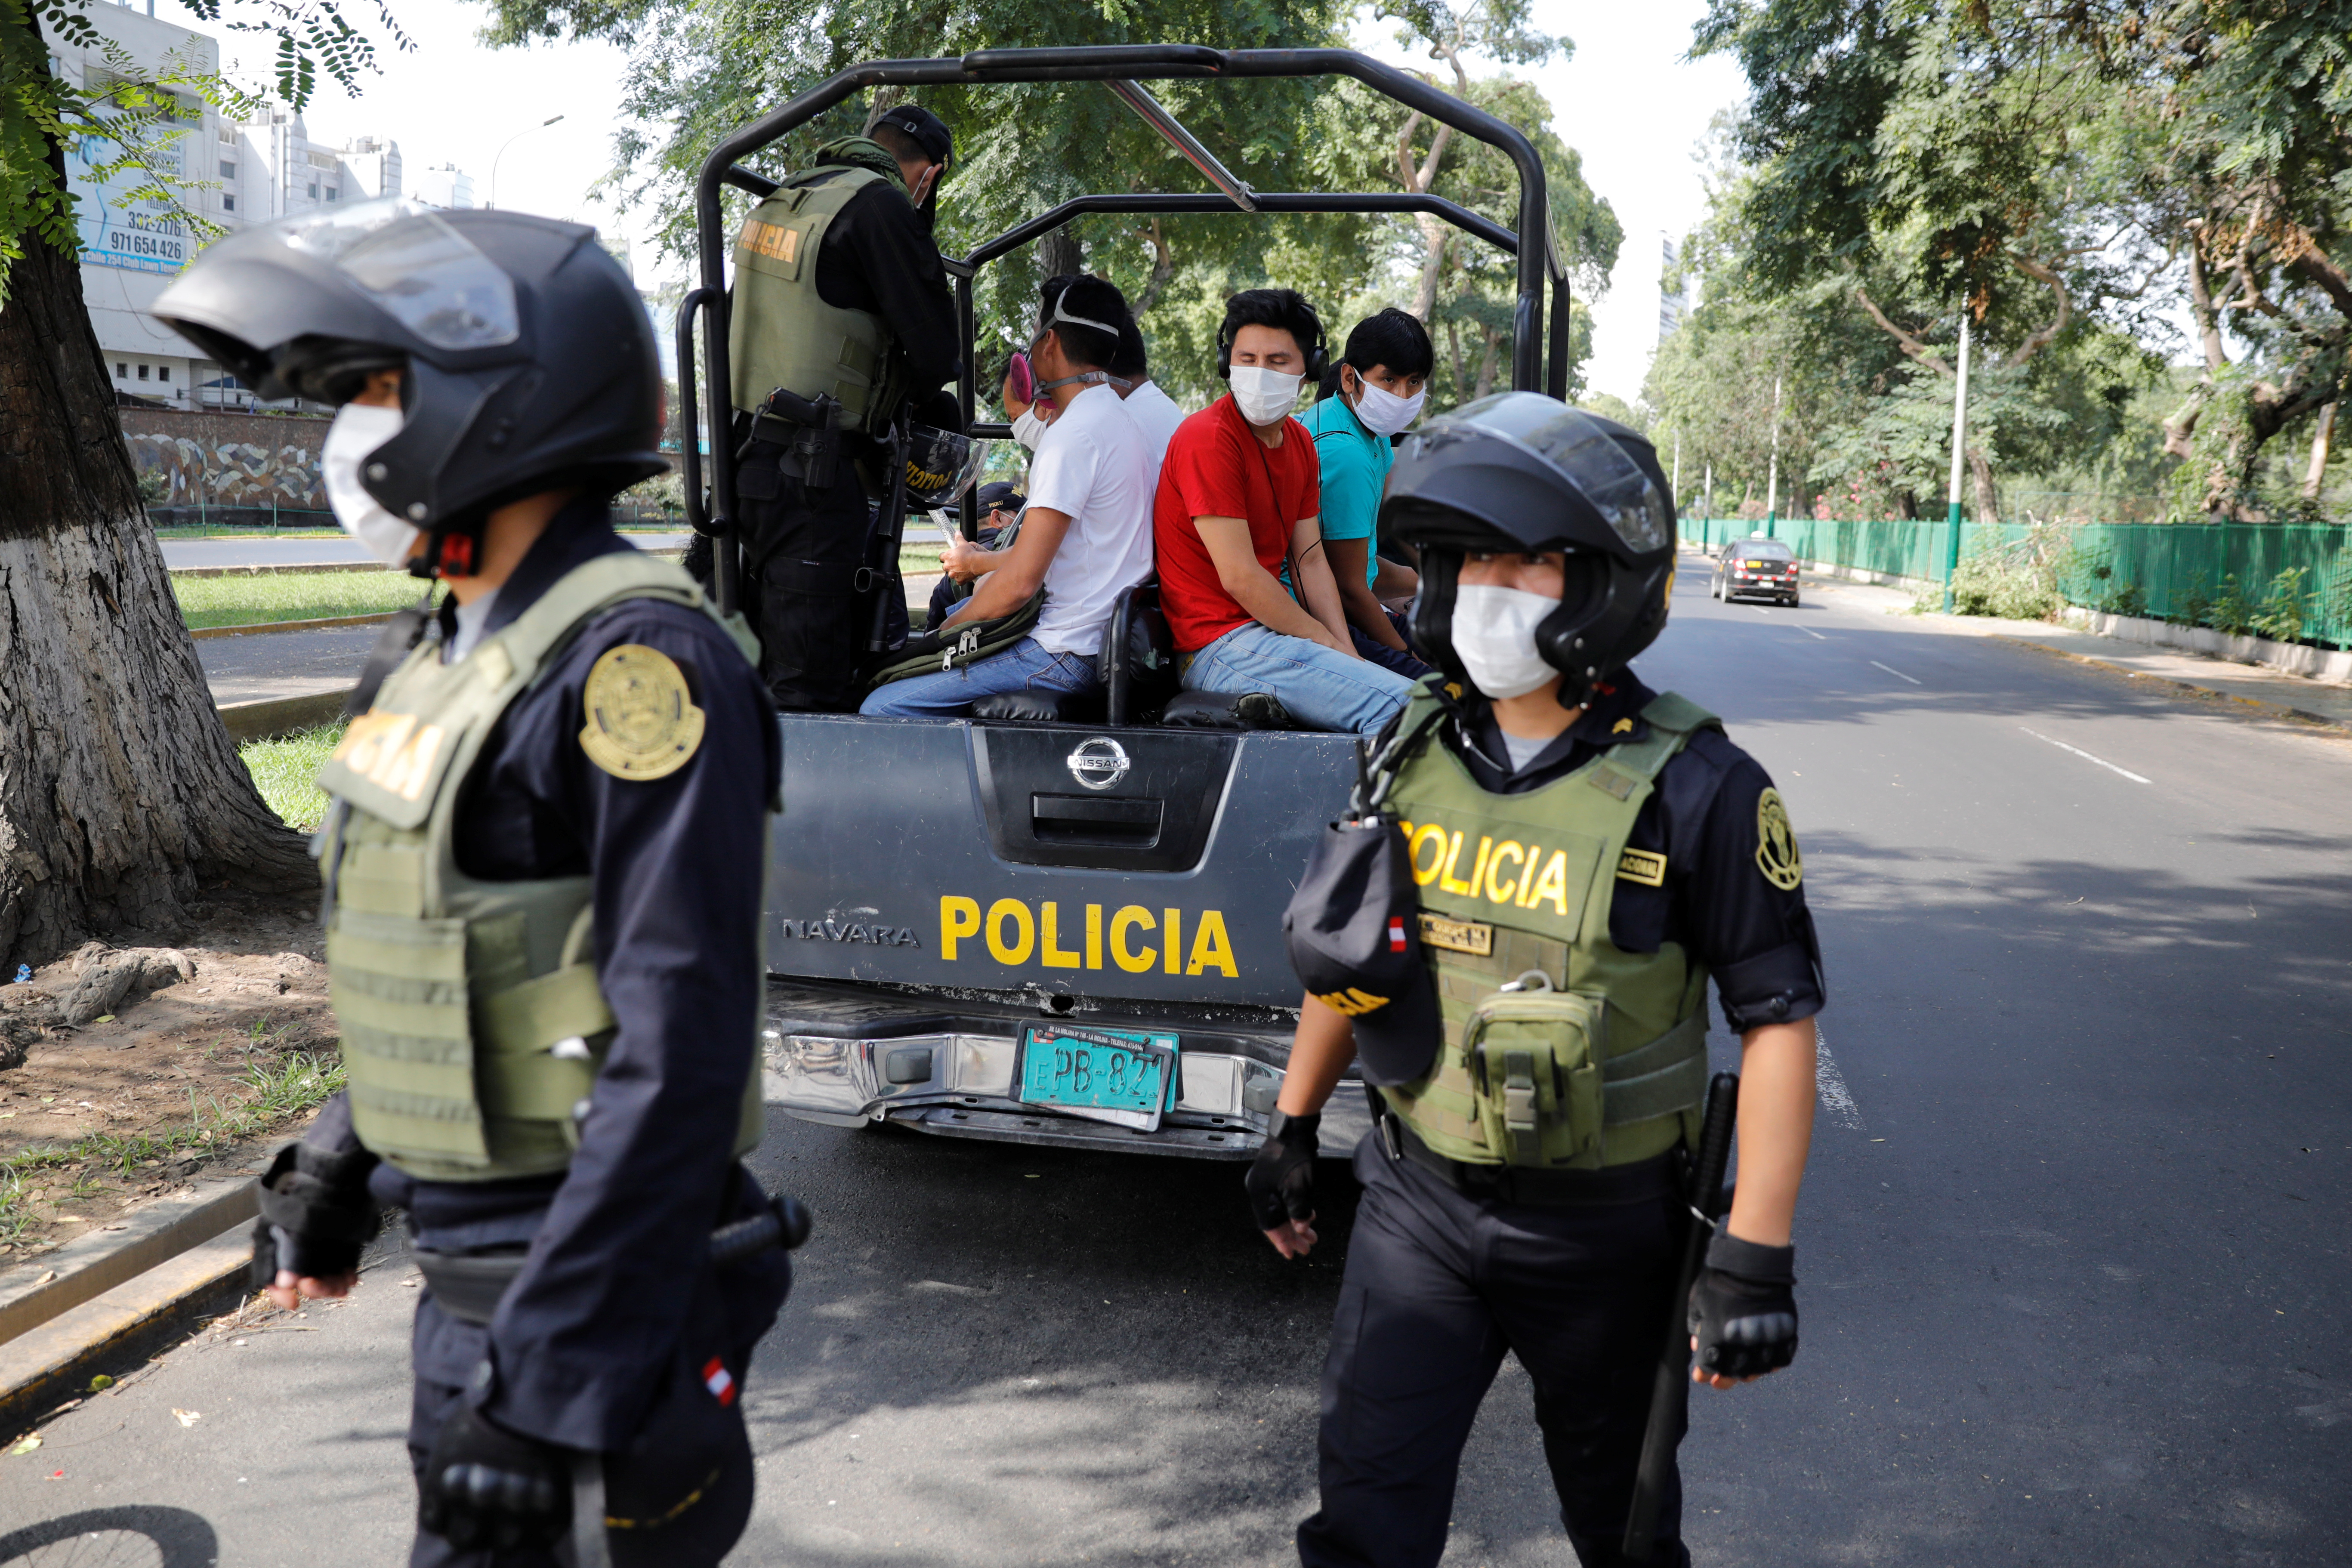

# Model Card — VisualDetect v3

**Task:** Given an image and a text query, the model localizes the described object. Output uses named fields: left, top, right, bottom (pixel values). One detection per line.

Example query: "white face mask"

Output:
left=1011, top=404, right=1050, bottom=452
left=321, top=401, right=420, bottom=568
left=1350, top=373, right=1427, bottom=437
left=1449, top=584, right=1559, bottom=700
left=1228, top=364, right=1303, bottom=426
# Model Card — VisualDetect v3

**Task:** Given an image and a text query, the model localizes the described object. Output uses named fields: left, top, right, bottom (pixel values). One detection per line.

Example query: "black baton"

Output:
left=710, top=1188, right=814, bottom=1264
left=1623, top=1071, right=1739, bottom=1560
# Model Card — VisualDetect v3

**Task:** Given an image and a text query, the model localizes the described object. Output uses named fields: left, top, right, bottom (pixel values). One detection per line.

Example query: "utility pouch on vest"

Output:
left=861, top=587, right=1045, bottom=691
left=1462, top=980, right=1607, bottom=1165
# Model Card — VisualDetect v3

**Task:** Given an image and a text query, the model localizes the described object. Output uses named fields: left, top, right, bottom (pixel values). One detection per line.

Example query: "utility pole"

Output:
left=1704, top=463, right=1714, bottom=527
left=1764, top=375, right=1783, bottom=538
left=1942, top=311, right=1973, bottom=612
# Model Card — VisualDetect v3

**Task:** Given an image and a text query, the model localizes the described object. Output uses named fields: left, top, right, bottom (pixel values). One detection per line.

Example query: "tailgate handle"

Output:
left=1031, top=792, right=1163, bottom=843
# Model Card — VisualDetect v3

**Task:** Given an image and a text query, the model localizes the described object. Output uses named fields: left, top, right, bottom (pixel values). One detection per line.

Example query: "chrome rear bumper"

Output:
left=765, top=1026, right=1370, bottom=1160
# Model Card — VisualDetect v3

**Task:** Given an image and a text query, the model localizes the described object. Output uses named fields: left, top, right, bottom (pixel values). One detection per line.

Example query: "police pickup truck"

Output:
left=679, top=44, right=1578, bottom=1157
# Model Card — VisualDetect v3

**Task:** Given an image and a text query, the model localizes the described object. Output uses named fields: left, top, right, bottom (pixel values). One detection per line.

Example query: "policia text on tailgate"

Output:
left=681, top=46, right=1578, bottom=1159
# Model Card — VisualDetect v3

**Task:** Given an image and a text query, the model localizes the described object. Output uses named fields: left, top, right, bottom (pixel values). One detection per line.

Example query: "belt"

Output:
left=411, top=1247, right=524, bottom=1326
left=409, top=1190, right=812, bottom=1327
left=1382, top=1113, right=1683, bottom=1207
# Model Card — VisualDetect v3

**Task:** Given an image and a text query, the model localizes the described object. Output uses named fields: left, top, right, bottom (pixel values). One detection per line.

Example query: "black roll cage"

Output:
left=676, top=44, right=1574, bottom=616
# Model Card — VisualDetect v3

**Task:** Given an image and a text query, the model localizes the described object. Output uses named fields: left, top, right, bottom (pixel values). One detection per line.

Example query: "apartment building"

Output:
left=53, top=0, right=469, bottom=408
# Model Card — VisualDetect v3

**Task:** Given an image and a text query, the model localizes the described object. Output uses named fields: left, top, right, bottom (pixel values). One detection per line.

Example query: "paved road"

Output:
left=161, top=533, right=693, bottom=571
left=6, top=560, right=2348, bottom=1564
left=198, top=624, right=383, bottom=706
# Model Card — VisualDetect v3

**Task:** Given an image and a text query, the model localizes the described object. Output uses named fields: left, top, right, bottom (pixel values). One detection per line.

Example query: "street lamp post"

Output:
left=1941, top=311, right=1973, bottom=612
left=488, top=114, right=565, bottom=210
left=1763, top=374, right=1783, bottom=538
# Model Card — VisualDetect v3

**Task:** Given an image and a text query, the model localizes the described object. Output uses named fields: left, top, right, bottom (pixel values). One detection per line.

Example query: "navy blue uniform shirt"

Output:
left=305, top=503, right=786, bottom=1451
left=1432, top=675, right=1825, bottom=1034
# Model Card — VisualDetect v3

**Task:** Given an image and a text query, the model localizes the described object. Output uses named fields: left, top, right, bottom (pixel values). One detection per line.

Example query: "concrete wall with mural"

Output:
left=118, top=408, right=328, bottom=509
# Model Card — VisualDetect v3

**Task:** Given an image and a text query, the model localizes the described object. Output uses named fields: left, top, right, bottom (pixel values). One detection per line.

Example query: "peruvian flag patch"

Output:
left=702, top=1357, right=737, bottom=1407
left=1388, top=917, right=1408, bottom=953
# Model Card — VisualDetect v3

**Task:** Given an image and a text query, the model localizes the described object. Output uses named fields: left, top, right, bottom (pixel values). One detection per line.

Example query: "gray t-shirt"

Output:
left=1499, top=728, right=1553, bottom=774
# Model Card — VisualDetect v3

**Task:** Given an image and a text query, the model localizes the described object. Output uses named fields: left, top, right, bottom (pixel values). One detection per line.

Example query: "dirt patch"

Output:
left=0, top=892, right=339, bottom=1261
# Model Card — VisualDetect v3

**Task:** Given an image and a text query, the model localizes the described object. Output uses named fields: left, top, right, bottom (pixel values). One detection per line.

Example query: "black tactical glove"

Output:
left=1688, top=1231, right=1799, bottom=1379
left=252, top=1139, right=380, bottom=1281
left=1244, top=1111, right=1320, bottom=1231
left=417, top=1404, right=574, bottom=1551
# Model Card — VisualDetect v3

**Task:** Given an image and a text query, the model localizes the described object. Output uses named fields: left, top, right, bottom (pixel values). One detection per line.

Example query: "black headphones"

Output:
left=1216, top=297, right=1329, bottom=383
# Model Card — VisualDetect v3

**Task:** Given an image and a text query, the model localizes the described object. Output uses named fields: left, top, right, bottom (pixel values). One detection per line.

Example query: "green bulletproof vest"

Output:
left=1379, top=690, right=1722, bottom=1170
left=728, top=154, right=908, bottom=438
left=315, top=552, right=769, bottom=1182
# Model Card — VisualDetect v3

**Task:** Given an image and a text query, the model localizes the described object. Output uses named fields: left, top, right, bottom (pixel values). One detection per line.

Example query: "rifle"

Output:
left=1622, top=1071, right=1739, bottom=1561
left=865, top=414, right=914, bottom=652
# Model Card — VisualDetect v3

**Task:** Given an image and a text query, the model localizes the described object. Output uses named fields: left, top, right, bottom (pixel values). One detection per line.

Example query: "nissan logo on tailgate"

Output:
left=1066, top=736, right=1130, bottom=791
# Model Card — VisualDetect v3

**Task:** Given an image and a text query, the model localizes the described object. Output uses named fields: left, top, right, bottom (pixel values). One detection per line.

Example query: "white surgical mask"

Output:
left=1350, top=374, right=1426, bottom=437
left=1011, top=404, right=1049, bottom=451
left=321, top=401, right=420, bottom=567
left=1228, top=364, right=1303, bottom=426
left=1449, top=584, right=1559, bottom=700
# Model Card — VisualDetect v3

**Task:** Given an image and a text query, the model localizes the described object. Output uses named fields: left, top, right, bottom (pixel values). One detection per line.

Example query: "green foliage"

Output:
left=1, top=0, right=409, bottom=297
left=240, top=719, right=345, bottom=829
left=2170, top=572, right=2212, bottom=632
left=2209, top=574, right=2255, bottom=638
left=477, top=0, right=1611, bottom=411
left=172, top=568, right=426, bottom=628
left=1943, top=522, right=2072, bottom=621
left=2252, top=567, right=2308, bottom=645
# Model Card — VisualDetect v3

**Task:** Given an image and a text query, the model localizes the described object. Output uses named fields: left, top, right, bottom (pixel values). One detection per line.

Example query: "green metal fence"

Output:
left=1683, top=517, right=2352, bottom=649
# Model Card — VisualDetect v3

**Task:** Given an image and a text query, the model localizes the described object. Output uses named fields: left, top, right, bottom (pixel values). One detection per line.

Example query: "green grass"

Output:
left=174, top=570, right=429, bottom=630
left=243, top=722, right=344, bottom=830
left=152, top=524, right=344, bottom=540
left=0, top=1047, right=346, bottom=1246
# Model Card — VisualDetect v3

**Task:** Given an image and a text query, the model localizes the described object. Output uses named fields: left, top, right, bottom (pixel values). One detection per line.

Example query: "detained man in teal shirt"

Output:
left=1304, top=308, right=1435, bottom=677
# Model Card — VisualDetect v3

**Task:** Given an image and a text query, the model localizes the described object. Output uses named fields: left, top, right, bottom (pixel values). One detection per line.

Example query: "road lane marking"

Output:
left=2019, top=726, right=2151, bottom=784
left=1793, top=626, right=1828, bottom=640
left=1870, top=660, right=1922, bottom=685
left=1816, top=1026, right=1862, bottom=1130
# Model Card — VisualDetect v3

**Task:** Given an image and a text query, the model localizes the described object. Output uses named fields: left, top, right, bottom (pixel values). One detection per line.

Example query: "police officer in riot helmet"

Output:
left=1251, top=394, right=1824, bottom=1568
left=721, top=101, right=963, bottom=710
left=154, top=201, right=795, bottom=1565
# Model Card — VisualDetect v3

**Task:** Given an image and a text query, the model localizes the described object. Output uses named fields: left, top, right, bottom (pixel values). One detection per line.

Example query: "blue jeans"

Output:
left=1181, top=621, right=1417, bottom=735
left=858, top=635, right=1100, bottom=718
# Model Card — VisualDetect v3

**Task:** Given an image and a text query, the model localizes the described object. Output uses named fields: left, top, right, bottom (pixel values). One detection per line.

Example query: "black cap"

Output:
left=875, top=104, right=953, bottom=171
left=976, top=480, right=1025, bottom=512
left=1283, top=817, right=1443, bottom=1087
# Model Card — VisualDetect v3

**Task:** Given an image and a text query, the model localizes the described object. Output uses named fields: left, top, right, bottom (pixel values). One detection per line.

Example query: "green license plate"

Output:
left=1018, top=1025, right=1178, bottom=1131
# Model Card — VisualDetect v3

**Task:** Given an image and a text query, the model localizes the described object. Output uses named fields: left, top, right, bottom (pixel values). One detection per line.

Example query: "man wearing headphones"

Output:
left=1152, top=288, right=1418, bottom=734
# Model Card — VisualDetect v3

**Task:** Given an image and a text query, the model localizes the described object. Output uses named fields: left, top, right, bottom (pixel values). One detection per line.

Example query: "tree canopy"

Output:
left=1651, top=0, right=2352, bottom=523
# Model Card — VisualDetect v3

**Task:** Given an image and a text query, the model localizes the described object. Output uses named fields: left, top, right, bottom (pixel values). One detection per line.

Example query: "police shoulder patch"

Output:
left=1754, top=787, right=1803, bottom=891
left=579, top=645, right=704, bottom=781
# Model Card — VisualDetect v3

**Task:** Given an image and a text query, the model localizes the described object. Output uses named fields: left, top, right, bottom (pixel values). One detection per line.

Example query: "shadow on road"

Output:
left=0, top=1506, right=219, bottom=1567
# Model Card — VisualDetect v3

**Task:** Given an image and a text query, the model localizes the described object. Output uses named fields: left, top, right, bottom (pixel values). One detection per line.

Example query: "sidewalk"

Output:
left=1802, top=573, right=2352, bottom=731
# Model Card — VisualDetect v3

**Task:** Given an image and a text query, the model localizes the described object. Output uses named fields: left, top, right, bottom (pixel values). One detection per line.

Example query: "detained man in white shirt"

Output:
left=1111, top=315, right=1185, bottom=483
left=861, top=275, right=1153, bottom=718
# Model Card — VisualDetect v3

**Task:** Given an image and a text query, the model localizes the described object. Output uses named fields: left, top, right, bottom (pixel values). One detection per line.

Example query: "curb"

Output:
left=0, top=1177, right=257, bottom=1346
left=191, top=612, right=395, bottom=639
left=0, top=1229, right=254, bottom=1442
left=1992, top=637, right=2352, bottom=736
left=217, top=688, right=355, bottom=742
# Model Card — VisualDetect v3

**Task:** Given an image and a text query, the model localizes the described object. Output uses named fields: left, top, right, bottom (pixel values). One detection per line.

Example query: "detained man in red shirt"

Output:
left=1152, top=290, right=1420, bottom=734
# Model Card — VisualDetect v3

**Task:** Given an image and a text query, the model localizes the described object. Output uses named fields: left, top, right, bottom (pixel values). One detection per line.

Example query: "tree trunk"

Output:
left=1039, top=224, right=1082, bottom=285
left=0, top=102, right=312, bottom=968
left=1966, top=447, right=2000, bottom=525
left=2304, top=403, right=2336, bottom=502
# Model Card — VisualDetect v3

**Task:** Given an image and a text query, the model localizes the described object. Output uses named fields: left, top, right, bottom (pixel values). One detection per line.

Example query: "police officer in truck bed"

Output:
left=725, top=102, right=961, bottom=710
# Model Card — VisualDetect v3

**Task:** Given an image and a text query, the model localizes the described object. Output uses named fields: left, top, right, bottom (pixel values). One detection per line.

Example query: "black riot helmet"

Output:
left=1383, top=393, right=1676, bottom=708
left=152, top=200, right=665, bottom=577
